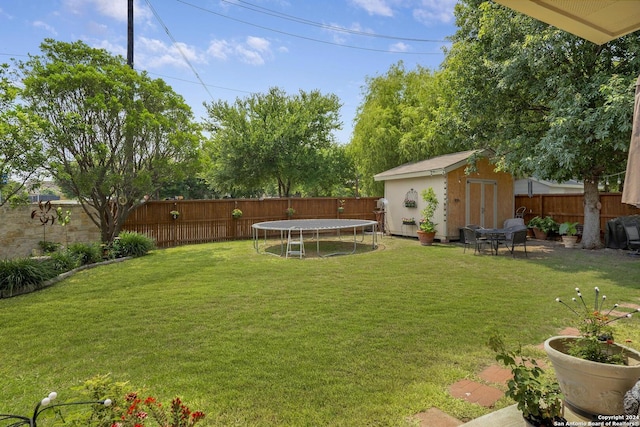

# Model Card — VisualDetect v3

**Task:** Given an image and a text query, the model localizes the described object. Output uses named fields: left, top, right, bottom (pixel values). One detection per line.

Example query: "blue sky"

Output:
left=0, top=0, right=458, bottom=144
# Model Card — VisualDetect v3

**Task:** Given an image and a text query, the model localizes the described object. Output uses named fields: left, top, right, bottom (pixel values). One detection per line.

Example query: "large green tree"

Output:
left=202, top=87, right=345, bottom=197
left=0, top=64, right=45, bottom=206
left=444, top=0, right=639, bottom=248
left=349, top=62, right=464, bottom=196
left=19, top=39, right=201, bottom=242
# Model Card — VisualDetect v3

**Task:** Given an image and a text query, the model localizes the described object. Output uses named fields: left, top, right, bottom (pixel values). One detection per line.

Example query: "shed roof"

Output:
left=374, top=149, right=485, bottom=181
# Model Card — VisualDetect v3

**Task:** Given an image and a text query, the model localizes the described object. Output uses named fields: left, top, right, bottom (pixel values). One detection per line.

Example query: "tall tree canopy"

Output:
left=202, top=87, right=346, bottom=197
left=444, top=0, right=640, bottom=248
left=18, top=39, right=201, bottom=242
left=349, top=62, right=463, bottom=196
left=0, top=64, right=45, bottom=206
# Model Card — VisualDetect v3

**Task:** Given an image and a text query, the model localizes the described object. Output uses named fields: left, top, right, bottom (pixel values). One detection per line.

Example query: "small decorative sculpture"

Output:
left=624, top=380, right=640, bottom=416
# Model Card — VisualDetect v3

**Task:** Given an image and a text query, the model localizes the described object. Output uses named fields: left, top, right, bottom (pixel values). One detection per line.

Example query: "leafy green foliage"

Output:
left=17, top=39, right=202, bottom=243
left=0, top=258, right=54, bottom=297
left=0, top=64, right=46, bottom=208
left=349, top=63, right=463, bottom=196
left=202, top=87, right=346, bottom=197
left=46, top=250, right=80, bottom=274
left=111, top=231, right=155, bottom=258
left=38, top=240, right=61, bottom=254
left=527, top=216, right=558, bottom=234
left=445, top=1, right=640, bottom=248
left=67, top=242, right=103, bottom=266
left=419, top=187, right=439, bottom=233
left=488, top=334, right=563, bottom=425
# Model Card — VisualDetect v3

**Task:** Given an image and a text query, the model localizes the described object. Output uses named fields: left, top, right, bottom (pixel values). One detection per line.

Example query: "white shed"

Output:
left=374, top=150, right=515, bottom=242
left=514, top=177, right=584, bottom=195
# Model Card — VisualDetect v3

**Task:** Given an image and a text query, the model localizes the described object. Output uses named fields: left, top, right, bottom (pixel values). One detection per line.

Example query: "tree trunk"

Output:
left=582, top=181, right=603, bottom=249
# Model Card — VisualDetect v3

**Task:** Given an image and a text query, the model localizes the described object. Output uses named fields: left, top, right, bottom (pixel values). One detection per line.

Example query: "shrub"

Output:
left=112, top=231, right=155, bottom=258
left=47, top=250, right=80, bottom=274
left=0, top=258, right=55, bottom=297
left=68, top=242, right=103, bottom=266
left=38, top=240, right=61, bottom=254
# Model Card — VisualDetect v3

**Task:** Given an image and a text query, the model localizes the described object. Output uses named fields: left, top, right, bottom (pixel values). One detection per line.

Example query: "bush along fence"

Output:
left=122, top=197, right=380, bottom=248
left=515, top=193, right=640, bottom=233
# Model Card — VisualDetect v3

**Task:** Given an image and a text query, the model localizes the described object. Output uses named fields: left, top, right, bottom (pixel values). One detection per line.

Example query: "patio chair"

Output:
left=503, top=218, right=525, bottom=229
left=503, top=228, right=528, bottom=258
left=624, top=224, right=640, bottom=254
left=515, top=206, right=526, bottom=218
left=462, top=226, right=488, bottom=254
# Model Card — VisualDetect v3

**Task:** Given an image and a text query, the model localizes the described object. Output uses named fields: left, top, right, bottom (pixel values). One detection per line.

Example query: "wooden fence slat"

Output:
left=515, top=193, right=640, bottom=233
left=123, top=197, right=380, bottom=247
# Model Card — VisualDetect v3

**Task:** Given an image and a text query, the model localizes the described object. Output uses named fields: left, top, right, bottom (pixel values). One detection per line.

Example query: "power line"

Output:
left=144, top=70, right=253, bottom=95
left=177, top=0, right=445, bottom=55
left=145, top=0, right=215, bottom=100
left=217, top=0, right=446, bottom=43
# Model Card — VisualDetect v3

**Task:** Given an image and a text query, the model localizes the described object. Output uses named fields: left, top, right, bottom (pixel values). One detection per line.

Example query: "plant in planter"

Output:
left=489, top=334, right=565, bottom=427
left=527, top=216, right=557, bottom=240
left=544, top=287, right=640, bottom=417
left=403, top=199, right=417, bottom=208
left=337, top=199, right=345, bottom=213
left=417, top=187, right=438, bottom=246
left=402, top=217, right=416, bottom=225
left=558, top=221, right=579, bottom=248
left=231, top=208, right=243, bottom=219
left=285, top=207, right=295, bottom=217
left=170, top=210, right=180, bottom=220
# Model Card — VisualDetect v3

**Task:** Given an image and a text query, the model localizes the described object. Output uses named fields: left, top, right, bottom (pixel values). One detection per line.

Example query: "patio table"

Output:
left=476, top=228, right=508, bottom=255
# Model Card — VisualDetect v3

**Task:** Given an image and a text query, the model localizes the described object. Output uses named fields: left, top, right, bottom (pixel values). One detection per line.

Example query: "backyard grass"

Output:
left=1, top=237, right=639, bottom=426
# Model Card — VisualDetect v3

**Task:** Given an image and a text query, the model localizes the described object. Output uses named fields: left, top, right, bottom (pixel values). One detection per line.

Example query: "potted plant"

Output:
left=170, top=210, right=180, bottom=220
left=337, top=199, right=345, bottom=213
left=489, top=334, right=565, bottom=427
left=527, top=216, right=557, bottom=240
left=231, top=208, right=243, bottom=219
left=402, top=217, right=416, bottom=225
left=285, top=207, right=295, bottom=217
left=416, top=187, right=438, bottom=246
left=544, top=287, right=640, bottom=417
left=403, top=199, right=417, bottom=208
left=558, top=221, right=579, bottom=248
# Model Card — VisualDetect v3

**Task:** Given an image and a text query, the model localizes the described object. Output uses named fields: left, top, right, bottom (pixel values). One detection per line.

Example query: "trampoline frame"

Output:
left=251, top=219, right=378, bottom=257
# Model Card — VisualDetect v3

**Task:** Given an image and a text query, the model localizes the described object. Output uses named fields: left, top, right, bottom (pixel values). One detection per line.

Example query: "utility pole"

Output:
left=127, top=0, right=134, bottom=68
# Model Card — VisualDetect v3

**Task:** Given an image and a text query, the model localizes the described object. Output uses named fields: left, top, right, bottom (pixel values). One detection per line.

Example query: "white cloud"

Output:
left=32, top=20, right=58, bottom=35
left=389, top=42, right=409, bottom=52
left=137, top=37, right=206, bottom=69
left=63, top=0, right=152, bottom=23
left=208, top=40, right=232, bottom=61
left=413, top=0, right=456, bottom=25
left=93, top=39, right=127, bottom=58
left=207, top=36, right=274, bottom=66
left=350, top=0, right=393, bottom=17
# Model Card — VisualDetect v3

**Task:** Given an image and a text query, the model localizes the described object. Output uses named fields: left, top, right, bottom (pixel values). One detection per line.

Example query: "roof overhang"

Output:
left=494, top=0, right=640, bottom=45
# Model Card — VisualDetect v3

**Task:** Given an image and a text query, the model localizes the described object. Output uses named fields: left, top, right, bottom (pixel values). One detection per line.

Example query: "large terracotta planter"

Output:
left=416, top=230, right=435, bottom=246
left=544, top=336, right=640, bottom=417
left=531, top=227, right=548, bottom=240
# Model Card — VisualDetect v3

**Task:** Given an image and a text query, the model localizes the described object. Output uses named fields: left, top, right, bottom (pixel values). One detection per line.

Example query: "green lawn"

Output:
left=1, top=237, right=639, bottom=426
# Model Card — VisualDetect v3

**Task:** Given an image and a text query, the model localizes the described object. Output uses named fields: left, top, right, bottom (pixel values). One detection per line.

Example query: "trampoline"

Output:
left=252, top=219, right=378, bottom=257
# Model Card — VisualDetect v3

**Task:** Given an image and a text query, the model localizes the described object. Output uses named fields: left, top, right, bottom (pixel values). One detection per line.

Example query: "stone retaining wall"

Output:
left=0, top=202, right=101, bottom=259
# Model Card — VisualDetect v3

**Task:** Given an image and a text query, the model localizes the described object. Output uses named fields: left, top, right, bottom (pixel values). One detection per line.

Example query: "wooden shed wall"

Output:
left=445, top=158, right=514, bottom=240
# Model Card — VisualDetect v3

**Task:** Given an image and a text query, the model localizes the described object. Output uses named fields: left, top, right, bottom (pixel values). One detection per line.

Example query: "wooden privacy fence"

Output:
left=515, top=193, right=640, bottom=231
left=123, top=197, right=380, bottom=248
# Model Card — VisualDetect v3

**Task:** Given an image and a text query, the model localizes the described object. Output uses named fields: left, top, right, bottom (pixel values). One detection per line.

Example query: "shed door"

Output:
left=466, top=179, right=497, bottom=228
